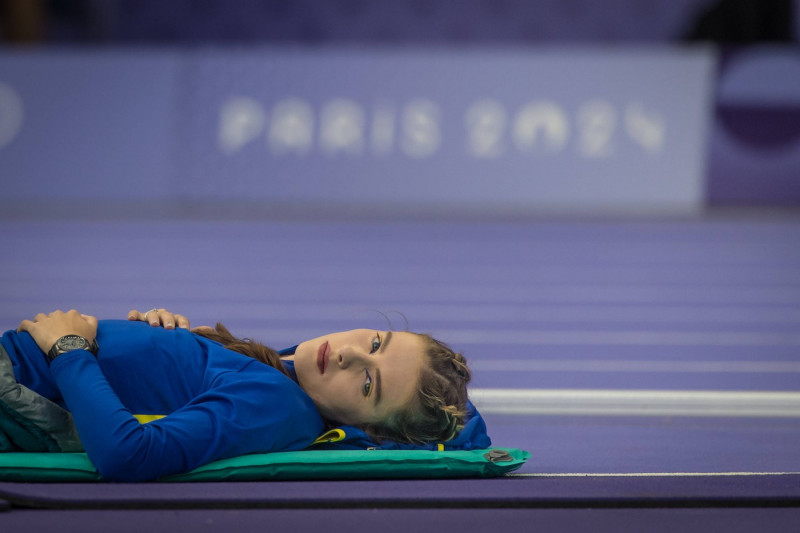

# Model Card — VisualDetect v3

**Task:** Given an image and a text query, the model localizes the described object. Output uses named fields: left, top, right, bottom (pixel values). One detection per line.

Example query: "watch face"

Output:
left=58, top=335, right=89, bottom=351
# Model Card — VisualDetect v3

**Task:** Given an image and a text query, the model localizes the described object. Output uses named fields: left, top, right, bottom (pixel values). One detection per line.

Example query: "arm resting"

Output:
left=49, top=351, right=324, bottom=481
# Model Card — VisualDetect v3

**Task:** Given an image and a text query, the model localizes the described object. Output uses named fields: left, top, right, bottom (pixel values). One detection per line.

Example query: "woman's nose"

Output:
left=337, top=346, right=367, bottom=369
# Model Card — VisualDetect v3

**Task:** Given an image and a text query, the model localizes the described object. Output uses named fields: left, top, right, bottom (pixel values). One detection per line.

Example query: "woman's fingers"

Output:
left=173, top=314, right=190, bottom=329
left=147, top=309, right=162, bottom=327
left=127, top=309, right=156, bottom=325
left=81, top=314, right=99, bottom=328
left=158, top=309, right=175, bottom=329
left=155, top=309, right=191, bottom=329
left=16, top=309, right=97, bottom=352
left=129, top=308, right=161, bottom=326
left=127, top=309, right=190, bottom=329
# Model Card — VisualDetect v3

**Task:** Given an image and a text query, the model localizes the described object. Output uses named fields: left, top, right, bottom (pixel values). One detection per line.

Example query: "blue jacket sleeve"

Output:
left=49, top=350, right=324, bottom=482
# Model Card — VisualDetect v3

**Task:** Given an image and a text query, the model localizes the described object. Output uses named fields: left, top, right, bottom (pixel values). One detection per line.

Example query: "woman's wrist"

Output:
left=47, top=335, right=99, bottom=362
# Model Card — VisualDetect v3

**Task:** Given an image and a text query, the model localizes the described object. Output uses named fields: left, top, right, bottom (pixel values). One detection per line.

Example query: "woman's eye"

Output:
left=363, top=370, right=373, bottom=397
left=370, top=333, right=382, bottom=354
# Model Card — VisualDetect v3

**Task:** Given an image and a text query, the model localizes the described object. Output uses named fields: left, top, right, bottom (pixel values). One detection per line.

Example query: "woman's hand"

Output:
left=127, top=308, right=190, bottom=330
left=18, top=309, right=98, bottom=354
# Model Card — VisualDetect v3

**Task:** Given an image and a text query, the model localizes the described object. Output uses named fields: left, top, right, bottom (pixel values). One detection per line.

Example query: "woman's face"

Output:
left=289, top=329, right=425, bottom=426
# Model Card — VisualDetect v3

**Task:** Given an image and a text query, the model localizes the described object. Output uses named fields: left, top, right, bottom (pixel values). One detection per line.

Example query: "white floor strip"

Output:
left=506, top=472, right=800, bottom=477
left=471, top=359, right=800, bottom=373
left=469, top=388, right=800, bottom=417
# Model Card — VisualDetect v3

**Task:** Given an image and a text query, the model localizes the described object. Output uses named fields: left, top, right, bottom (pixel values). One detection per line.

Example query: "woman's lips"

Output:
left=317, top=341, right=330, bottom=374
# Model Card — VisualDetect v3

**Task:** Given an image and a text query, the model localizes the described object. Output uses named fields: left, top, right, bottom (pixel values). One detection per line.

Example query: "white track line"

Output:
left=469, top=388, right=800, bottom=417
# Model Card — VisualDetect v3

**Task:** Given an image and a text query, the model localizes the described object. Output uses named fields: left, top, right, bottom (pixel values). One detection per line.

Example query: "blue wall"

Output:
left=0, top=47, right=715, bottom=217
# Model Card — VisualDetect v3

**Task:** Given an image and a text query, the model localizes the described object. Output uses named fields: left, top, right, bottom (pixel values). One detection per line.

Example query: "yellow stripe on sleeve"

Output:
left=134, top=414, right=166, bottom=424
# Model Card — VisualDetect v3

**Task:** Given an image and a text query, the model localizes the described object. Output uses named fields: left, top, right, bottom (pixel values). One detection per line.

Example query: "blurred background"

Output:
left=1, top=0, right=799, bottom=216
left=2, top=0, right=798, bottom=45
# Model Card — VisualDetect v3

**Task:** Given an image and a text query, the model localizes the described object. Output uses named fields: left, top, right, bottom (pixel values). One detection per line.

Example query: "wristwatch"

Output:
left=47, top=335, right=99, bottom=362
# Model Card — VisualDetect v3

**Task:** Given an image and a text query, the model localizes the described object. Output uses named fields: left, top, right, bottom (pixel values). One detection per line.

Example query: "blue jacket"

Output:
left=2, top=321, right=324, bottom=481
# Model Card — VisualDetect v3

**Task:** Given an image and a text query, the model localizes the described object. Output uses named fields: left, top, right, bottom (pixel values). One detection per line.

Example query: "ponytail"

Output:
left=194, top=323, right=290, bottom=378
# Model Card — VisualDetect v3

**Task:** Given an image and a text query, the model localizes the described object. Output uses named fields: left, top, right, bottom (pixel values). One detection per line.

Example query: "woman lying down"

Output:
left=0, top=309, right=475, bottom=481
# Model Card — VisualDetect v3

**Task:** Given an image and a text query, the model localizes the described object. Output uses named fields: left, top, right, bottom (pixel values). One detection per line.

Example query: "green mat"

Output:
left=0, top=447, right=529, bottom=482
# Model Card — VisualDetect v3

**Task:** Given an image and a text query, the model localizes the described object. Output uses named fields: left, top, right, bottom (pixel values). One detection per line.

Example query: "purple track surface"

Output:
left=1, top=214, right=799, bottom=529
left=1, top=475, right=799, bottom=508
left=1, top=508, right=799, bottom=533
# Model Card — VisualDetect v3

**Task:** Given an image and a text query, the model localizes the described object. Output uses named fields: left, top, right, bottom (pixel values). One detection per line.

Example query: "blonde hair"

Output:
left=363, top=333, right=471, bottom=444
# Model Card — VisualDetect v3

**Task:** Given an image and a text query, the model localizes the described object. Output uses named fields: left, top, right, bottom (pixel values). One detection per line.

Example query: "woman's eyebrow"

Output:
left=374, top=368, right=382, bottom=406
left=374, top=331, right=390, bottom=406
left=379, top=331, right=392, bottom=353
